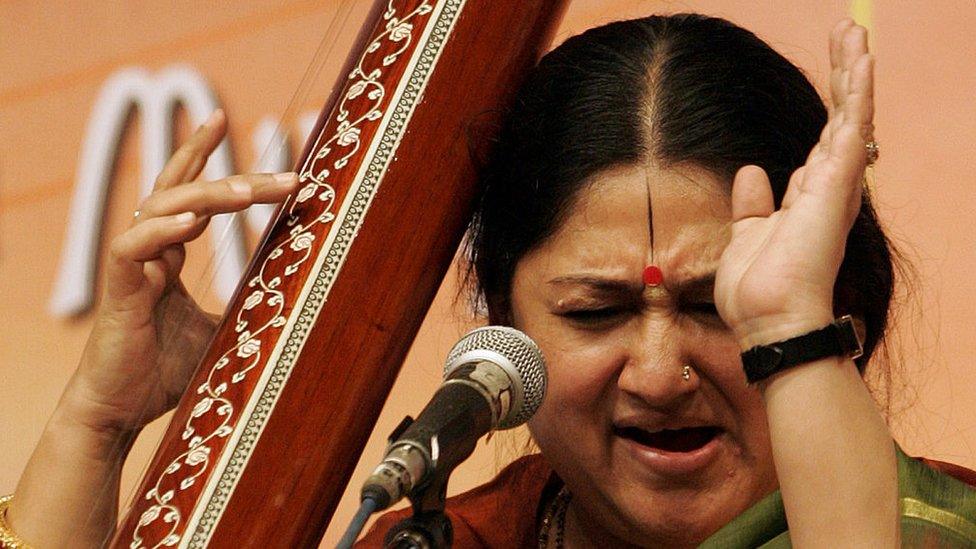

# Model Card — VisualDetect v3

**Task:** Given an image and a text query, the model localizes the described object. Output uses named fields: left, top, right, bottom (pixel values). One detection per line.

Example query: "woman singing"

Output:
left=3, top=13, right=975, bottom=548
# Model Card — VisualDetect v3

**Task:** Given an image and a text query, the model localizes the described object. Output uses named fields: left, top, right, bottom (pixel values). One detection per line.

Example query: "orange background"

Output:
left=1, top=1, right=974, bottom=545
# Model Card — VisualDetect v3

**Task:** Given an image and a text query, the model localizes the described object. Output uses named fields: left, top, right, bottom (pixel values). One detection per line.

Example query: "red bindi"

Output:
left=643, top=265, right=663, bottom=286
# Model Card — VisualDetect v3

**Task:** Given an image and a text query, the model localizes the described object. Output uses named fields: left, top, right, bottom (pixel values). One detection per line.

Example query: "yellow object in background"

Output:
left=850, top=0, right=873, bottom=38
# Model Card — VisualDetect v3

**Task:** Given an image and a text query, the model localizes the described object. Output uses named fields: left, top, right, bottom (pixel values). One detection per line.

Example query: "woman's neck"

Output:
left=564, top=499, right=639, bottom=549
left=564, top=498, right=698, bottom=549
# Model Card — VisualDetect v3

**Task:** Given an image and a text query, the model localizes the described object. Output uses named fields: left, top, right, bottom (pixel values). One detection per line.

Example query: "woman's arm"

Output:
left=7, top=393, right=135, bottom=546
left=762, top=354, right=898, bottom=546
left=5, top=111, right=298, bottom=547
left=716, top=20, right=899, bottom=546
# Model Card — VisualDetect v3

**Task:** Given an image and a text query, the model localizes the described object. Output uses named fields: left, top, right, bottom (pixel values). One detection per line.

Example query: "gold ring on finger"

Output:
left=865, top=140, right=880, bottom=166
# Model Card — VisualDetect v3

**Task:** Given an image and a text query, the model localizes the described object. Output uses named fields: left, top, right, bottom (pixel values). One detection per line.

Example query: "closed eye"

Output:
left=681, top=300, right=726, bottom=328
left=558, top=307, right=629, bottom=328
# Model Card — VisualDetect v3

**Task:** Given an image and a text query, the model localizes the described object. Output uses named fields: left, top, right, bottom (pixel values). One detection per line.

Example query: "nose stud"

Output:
left=681, top=365, right=692, bottom=381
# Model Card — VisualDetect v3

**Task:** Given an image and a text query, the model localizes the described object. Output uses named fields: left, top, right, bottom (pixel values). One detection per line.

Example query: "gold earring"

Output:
left=681, top=365, right=692, bottom=381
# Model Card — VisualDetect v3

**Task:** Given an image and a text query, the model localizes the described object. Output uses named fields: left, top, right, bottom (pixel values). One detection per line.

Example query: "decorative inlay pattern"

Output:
left=127, top=1, right=463, bottom=547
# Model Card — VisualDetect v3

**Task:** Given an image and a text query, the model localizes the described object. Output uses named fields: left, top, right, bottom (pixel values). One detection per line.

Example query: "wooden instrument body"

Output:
left=112, top=1, right=567, bottom=546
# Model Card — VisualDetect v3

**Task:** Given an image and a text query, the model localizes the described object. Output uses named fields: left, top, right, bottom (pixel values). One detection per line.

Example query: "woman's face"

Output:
left=511, top=163, right=777, bottom=546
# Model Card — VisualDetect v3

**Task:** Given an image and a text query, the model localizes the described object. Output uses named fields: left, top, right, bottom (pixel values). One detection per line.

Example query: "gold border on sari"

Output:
left=902, top=496, right=976, bottom=542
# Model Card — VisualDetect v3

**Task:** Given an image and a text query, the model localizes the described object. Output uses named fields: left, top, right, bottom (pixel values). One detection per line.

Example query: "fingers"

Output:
left=842, top=24, right=868, bottom=73
left=106, top=212, right=198, bottom=301
left=828, top=124, right=871, bottom=192
left=831, top=50, right=874, bottom=174
left=829, top=22, right=868, bottom=121
left=822, top=21, right=874, bottom=171
left=782, top=167, right=805, bottom=208
left=154, top=109, right=227, bottom=191
left=829, top=19, right=853, bottom=70
left=110, top=172, right=297, bottom=303
left=135, top=172, right=298, bottom=224
left=846, top=54, right=875, bottom=140
left=731, top=165, right=775, bottom=225
left=829, top=19, right=855, bottom=109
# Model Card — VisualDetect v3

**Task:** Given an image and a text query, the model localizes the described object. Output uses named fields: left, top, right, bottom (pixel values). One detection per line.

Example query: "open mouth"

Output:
left=613, top=425, right=722, bottom=453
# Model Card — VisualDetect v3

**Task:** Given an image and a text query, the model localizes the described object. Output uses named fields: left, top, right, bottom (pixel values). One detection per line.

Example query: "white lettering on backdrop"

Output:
left=49, top=65, right=316, bottom=317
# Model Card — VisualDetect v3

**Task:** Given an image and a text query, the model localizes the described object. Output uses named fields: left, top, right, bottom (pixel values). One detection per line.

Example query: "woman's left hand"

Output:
left=715, top=19, right=874, bottom=350
left=714, top=22, right=898, bottom=547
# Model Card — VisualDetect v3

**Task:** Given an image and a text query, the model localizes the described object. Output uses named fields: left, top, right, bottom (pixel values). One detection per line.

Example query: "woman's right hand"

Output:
left=59, top=110, right=298, bottom=436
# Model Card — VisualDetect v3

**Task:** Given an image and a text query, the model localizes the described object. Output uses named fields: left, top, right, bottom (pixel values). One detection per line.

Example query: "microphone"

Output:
left=360, top=326, right=547, bottom=511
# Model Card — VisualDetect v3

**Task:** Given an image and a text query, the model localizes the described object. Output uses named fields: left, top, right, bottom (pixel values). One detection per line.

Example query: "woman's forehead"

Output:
left=536, top=163, right=732, bottom=275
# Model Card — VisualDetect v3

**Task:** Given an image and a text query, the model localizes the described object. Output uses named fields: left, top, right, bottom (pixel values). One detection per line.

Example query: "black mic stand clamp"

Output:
left=381, top=416, right=454, bottom=549
left=382, top=509, right=452, bottom=549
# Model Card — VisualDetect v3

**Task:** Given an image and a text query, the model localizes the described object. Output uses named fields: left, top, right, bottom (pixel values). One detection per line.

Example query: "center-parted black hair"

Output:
left=466, top=13, right=894, bottom=365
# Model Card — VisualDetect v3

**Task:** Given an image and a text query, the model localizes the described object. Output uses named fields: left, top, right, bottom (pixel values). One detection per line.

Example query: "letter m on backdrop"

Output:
left=49, top=65, right=247, bottom=317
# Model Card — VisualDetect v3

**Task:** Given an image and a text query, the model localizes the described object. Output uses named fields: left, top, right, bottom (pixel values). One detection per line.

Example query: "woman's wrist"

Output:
left=732, top=309, right=835, bottom=351
left=9, top=385, right=138, bottom=548
left=47, top=379, right=141, bottom=461
left=753, top=353, right=859, bottom=395
left=0, top=494, right=32, bottom=549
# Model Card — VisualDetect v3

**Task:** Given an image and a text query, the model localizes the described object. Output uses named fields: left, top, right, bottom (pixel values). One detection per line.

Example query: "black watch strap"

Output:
left=741, top=315, right=864, bottom=384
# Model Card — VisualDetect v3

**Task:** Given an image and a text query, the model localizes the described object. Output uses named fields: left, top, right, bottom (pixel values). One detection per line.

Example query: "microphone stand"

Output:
left=382, top=509, right=452, bottom=549
left=382, top=417, right=454, bottom=548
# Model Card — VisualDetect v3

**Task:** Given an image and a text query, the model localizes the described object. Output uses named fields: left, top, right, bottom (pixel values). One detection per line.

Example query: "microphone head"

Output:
left=444, top=326, right=546, bottom=429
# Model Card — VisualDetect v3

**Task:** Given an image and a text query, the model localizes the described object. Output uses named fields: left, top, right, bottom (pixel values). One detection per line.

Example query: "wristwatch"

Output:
left=741, top=315, right=864, bottom=384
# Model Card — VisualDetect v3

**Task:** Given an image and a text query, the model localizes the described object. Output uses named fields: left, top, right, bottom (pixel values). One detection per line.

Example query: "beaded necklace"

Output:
left=538, top=488, right=571, bottom=549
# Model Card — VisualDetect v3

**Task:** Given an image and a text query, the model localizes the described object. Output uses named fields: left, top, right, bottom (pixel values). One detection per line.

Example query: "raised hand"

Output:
left=715, top=20, right=874, bottom=350
left=61, top=110, right=298, bottom=435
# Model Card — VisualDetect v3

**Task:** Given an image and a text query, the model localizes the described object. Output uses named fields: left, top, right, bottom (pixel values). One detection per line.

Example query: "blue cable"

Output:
left=336, top=496, right=379, bottom=549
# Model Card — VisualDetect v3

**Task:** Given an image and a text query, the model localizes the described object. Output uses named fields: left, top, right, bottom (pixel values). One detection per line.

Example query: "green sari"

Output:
left=700, top=446, right=976, bottom=547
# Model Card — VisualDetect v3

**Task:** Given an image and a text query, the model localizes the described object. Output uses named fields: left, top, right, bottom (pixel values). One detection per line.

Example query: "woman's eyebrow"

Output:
left=547, top=272, right=715, bottom=294
left=546, top=275, right=642, bottom=293
left=672, top=272, right=716, bottom=294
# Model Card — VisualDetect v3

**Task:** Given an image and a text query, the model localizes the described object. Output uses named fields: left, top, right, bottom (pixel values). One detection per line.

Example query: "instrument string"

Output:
left=84, top=1, right=359, bottom=543
left=192, top=0, right=359, bottom=307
